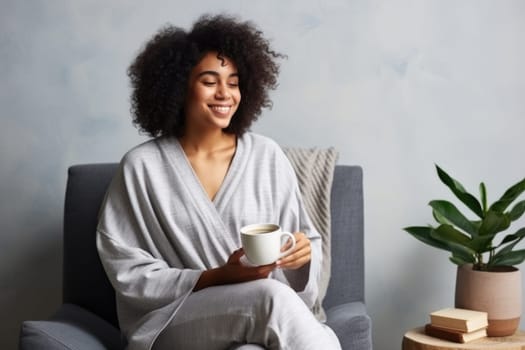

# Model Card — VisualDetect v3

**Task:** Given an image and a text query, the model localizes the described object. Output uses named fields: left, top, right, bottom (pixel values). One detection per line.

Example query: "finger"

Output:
left=293, top=232, right=309, bottom=247
left=277, top=254, right=310, bottom=270
left=293, top=232, right=307, bottom=241
left=276, top=249, right=311, bottom=269
left=242, top=263, right=276, bottom=280
left=255, top=263, right=277, bottom=274
left=278, top=251, right=310, bottom=267
left=294, top=238, right=310, bottom=250
left=228, top=248, right=245, bottom=264
left=282, top=233, right=309, bottom=252
left=235, top=247, right=245, bottom=256
left=283, top=240, right=311, bottom=258
left=281, top=236, right=298, bottom=251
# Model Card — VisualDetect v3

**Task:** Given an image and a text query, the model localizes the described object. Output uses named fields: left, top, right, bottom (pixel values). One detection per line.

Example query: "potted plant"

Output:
left=404, top=165, right=525, bottom=336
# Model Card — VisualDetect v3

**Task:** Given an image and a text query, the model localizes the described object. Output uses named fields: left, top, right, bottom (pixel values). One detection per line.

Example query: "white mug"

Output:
left=240, top=223, right=296, bottom=266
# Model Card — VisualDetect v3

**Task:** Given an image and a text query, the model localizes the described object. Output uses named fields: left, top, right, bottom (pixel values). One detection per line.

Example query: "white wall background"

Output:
left=1, top=1, right=524, bottom=349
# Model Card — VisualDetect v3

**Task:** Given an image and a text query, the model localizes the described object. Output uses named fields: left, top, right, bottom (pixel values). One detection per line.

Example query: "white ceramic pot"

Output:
left=455, top=264, right=522, bottom=336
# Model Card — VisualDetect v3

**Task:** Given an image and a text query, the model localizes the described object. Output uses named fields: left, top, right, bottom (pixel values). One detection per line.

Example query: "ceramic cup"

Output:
left=240, top=223, right=296, bottom=266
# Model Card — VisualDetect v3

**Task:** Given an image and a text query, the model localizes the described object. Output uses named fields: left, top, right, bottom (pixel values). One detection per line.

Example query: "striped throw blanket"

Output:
left=283, top=146, right=338, bottom=319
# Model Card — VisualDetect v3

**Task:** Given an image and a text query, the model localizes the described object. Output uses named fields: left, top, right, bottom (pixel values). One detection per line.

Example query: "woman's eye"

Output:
left=228, top=82, right=239, bottom=87
left=203, top=81, right=216, bottom=86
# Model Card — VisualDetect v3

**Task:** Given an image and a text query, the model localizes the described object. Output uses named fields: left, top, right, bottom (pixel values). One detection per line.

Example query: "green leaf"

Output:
left=489, top=249, right=525, bottom=267
left=500, top=227, right=525, bottom=246
left=436, top=165, right=483, bottom=218
left=432, top=224, right=472, bottom=245
left=480, top=182, right=487, bottom=213
left=404, top=226, right=450, bottom=252
left=451, top=249, right=477, bottom=264
left=469, top=235, right=495, bottom=253
left=470, top=220, right=482, bottom=231
left=478, top=210, right=511, bottom=236
left=509, top=200, right=525, bottom=221
left=495, top=228, right=525, bottom=259
left=429, top=200, right=478, bottom=237
left=490, top=177, right=525, bottom=213
left=431, top=224, right=477, bottom=258
left=432, top=209, right=451, bottom=225
left=449, top=255, right=474, bottom=266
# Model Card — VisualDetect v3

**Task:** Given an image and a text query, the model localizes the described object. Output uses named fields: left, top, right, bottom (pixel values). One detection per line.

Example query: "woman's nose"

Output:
left=215, top=83, right=229, bottom=99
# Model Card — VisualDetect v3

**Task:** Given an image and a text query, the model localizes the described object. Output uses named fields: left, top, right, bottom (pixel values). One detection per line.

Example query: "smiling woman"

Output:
left=96, top=13, right=342, bottom=350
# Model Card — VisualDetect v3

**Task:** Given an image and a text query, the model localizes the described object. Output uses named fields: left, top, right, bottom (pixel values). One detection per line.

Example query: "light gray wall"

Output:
left=1, top=1, right=524, bottom=349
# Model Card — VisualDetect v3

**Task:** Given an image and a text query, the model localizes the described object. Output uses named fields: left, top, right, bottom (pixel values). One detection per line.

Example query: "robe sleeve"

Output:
left=96, top=157, right=202, bottom=328
left=270, top=147, right=323, bottom=309
left=96, top=231, right=201, bottom=312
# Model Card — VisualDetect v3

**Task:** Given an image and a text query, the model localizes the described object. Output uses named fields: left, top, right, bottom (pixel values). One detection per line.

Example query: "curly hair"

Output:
left=127, top=14, right=284, bottom=137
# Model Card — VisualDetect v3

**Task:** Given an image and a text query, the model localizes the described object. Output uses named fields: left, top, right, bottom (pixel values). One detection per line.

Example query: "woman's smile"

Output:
left=209, top=104, right=233, bottom=115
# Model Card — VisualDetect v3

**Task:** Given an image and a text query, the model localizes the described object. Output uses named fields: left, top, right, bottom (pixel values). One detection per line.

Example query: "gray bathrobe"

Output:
left=96, top=133, right=322, bottom=350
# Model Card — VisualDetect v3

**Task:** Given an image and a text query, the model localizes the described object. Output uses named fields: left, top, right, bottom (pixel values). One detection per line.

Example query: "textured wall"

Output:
left=1, top=1, right=524, bottom=349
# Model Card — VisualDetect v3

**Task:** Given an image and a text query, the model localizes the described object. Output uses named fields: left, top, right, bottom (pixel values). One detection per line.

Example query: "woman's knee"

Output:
left=248, top=279, right=306, bottom=312
left=250, top=279, right=294, bottom=298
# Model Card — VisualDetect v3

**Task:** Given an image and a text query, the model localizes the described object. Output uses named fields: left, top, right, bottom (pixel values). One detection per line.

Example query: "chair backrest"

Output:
left=63, top=163, right=120, bottom=327
left=324, top=165, right=365, bottom=310
left=62, top=163, right=364, bottom=328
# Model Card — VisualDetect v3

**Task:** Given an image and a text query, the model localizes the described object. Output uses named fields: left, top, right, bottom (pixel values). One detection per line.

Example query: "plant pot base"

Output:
left=455, top=264, right=522, bottom=338
left=487, top=317, right=521, bottom=337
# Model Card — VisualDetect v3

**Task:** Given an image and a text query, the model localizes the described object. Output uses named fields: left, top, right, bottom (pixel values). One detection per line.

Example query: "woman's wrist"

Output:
left=193, top=267, right=223, bottom=291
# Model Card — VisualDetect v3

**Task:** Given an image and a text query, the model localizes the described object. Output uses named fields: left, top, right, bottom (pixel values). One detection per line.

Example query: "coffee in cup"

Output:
left=240, top=223, right=296, bottom=266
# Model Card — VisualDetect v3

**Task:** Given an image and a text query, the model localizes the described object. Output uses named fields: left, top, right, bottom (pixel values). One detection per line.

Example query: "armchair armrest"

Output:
left=19, top=303, right=125, bottom=350
left=325, top=302, right=373, bottom=350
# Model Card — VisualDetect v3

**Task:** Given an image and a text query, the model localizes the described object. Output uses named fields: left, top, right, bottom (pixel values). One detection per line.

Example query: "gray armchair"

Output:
left=19, top=163, right=372, bottom=350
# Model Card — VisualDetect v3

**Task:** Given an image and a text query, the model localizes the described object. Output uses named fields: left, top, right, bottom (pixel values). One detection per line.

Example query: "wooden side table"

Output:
left=402, top=327, right=525, bottom=350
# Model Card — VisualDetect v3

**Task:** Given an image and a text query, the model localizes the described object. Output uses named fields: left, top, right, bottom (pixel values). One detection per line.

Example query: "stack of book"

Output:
left=425, top=308, right=488, bottom=343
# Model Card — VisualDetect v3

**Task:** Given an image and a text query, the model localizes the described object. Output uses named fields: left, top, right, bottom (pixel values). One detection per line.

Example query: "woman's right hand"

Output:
left=193, top=248, right=276, bottom=291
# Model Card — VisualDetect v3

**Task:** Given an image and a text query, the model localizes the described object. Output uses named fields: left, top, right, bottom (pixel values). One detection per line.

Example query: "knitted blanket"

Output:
left=282, top=146, right=338, bottom=318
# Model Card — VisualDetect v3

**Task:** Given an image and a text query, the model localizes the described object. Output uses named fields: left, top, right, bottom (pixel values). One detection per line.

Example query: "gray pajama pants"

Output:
left=152, top=279, right=341, bottom=350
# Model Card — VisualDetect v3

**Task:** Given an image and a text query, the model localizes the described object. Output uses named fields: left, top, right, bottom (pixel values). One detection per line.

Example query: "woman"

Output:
left=96, top=14, right=341, bottom=350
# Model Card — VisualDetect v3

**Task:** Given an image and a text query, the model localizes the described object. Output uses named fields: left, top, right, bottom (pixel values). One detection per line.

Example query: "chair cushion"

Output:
left=19, top=303, right=125, bottom=350
left=325, top=302, right=372, bottom=350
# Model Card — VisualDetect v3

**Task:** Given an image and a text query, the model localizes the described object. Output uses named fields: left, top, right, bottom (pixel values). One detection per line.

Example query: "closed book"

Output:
left=424, top=323, right=487, bottom=343
left=429, top=308, right=488, bottom=333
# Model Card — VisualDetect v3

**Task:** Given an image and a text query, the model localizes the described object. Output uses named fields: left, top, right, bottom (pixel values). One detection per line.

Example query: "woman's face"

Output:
left=184, top=52, right=241, bottom=133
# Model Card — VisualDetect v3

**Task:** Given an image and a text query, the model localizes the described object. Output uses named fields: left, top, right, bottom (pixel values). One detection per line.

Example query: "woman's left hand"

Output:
left=276, top=232, right=311, bottom=270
